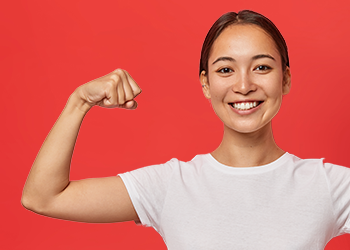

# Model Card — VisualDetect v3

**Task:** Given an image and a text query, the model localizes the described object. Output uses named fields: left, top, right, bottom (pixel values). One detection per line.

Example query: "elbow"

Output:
left=21, top=193, right=47, bottom=215
left=21, top=194, right=36, bottom=212
left=21, top=184, right=47, bottom=214
left=21, top=194, right=27, bottom=209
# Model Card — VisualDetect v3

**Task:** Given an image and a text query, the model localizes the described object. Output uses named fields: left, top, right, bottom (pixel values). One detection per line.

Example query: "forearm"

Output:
left=21, top=69, right=141, bottom=221
left=22, top=87, right=92, bottom=211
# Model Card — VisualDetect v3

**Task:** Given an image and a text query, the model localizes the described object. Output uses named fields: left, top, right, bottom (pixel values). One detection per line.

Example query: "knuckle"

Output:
left=135, top=88, right=142, bottom=95
left=115, top=69, right=126, bottom=78
left=109, top=74, right=120, bottom=83
left=110, top=69, right=127, bottom=83
left=113, top=68, right=124, bottom=74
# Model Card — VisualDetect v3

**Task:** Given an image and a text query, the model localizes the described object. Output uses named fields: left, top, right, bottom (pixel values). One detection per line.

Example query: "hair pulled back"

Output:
left=199, top=10, right=289, bottom=76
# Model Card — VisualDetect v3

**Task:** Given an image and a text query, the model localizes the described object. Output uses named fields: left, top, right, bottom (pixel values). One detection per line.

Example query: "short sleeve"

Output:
left=118, top=158, right=179, bottom=230
left=324, top=162, right=350, bottom=236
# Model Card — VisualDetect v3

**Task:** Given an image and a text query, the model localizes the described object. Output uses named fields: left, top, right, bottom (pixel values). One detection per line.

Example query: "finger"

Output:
left=118, top=69, right=133, bottom=102
left=119, top=100, right=138, bottom=110
left=122, top=74, right=134, bottom=102
left=117, top=73, right=126, bottom=105
left=125, top=71, right=142, bottom=97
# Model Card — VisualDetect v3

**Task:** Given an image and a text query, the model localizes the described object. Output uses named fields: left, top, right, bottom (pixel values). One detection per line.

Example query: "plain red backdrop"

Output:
left=1, top=0, right=350, bottom=249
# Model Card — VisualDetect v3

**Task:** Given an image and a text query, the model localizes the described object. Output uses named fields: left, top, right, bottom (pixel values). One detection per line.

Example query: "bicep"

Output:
left=41, top=176, right=140, bottom=223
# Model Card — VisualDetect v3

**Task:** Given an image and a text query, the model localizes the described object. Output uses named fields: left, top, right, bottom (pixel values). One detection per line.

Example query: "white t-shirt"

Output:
left=119, top=153, right=350, bottom=249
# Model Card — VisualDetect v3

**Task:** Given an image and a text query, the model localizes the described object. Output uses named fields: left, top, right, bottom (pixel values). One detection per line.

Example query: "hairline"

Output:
left=200, top=11, right=289, bottom=79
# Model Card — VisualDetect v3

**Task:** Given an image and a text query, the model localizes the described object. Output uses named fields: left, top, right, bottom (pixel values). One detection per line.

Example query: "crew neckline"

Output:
left=204, top=152, right=290, bottom=175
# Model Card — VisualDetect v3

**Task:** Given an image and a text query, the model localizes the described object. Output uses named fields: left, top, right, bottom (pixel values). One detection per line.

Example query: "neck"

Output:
left=211, top=122, right=284, bottom=168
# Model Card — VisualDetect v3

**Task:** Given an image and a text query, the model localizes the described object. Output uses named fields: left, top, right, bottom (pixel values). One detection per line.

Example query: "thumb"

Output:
left=121, top=100, right=138, bottom=110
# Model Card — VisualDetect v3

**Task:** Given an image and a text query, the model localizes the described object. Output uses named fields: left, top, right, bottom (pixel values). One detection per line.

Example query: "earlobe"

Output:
left=282, top=67, right=291, bottom=95
left=200, top=71, right=211, bottom=99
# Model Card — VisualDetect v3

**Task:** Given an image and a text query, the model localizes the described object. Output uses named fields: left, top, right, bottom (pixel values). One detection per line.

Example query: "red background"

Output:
left=1, top=0, right=350, bottom=249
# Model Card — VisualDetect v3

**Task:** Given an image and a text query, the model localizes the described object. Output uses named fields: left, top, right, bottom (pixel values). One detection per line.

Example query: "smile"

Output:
left=230, top=101, right=263, bottom=111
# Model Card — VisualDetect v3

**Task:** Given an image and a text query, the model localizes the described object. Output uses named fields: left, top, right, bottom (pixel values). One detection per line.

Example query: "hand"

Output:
left=77, top=69, right=142, bottom=110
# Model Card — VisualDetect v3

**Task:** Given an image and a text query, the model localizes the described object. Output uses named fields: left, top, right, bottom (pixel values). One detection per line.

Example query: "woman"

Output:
left=22, top=10, right=350, bottom=249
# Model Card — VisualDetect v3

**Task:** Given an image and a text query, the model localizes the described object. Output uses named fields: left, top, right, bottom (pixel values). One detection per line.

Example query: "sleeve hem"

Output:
left=118, top=173, right=152, bottom=227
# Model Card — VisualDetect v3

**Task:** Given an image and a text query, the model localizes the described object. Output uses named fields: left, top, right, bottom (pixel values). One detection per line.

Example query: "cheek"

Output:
left=263, top=74, right=284, bottom=96
left=208, top=76, right=232, bottom=99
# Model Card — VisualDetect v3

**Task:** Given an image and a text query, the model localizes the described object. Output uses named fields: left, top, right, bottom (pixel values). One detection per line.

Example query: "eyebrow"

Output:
left=212, top=56, right=235, bottom=65
left=212, top=54, right=276, bottom=65
left=252, top=54, right=275, bottom=61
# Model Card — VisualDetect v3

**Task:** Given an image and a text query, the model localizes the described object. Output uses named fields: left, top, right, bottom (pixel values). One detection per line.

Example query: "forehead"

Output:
left=209, top=24, right=280, bottom=63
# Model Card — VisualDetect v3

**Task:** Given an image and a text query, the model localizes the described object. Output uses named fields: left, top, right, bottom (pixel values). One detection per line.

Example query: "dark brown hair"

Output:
left=199, top=10, right=289, bottom=76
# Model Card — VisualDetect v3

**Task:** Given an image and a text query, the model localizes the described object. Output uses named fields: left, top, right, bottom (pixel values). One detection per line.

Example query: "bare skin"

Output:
left=212, top=122, right=284, bottom=168
left=21, top=69, right=142, bottom=223
left=200, top=24, right=291, bottom=168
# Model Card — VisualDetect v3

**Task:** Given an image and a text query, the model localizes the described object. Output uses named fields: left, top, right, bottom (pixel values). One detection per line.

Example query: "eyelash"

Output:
left=254, top=65, right=272, bottom=71
left=216, top=65, right=272, bottom=74
left=217, top=68, right=233, bottom=74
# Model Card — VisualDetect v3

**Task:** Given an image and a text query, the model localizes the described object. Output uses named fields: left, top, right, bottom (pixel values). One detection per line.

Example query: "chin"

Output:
left=224, top=121, right=270, bottom=135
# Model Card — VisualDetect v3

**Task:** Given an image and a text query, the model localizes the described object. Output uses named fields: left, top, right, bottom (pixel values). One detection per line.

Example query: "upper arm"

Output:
left=35, top=176, right=140, bottom=223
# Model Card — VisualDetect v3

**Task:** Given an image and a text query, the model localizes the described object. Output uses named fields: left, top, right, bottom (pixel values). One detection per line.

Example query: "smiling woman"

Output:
left=21, top=10, right=350, bottom=250
left=201, top=24, right=290, bottom=138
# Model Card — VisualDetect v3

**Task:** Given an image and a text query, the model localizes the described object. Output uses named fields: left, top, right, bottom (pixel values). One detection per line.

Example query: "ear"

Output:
left=200, top=71, right=211, bottom=99
left=282, top=67, right=291, bottom=95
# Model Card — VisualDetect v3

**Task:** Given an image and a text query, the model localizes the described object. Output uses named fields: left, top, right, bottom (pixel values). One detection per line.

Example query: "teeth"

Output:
left=233, top=101, right=259, bottom=110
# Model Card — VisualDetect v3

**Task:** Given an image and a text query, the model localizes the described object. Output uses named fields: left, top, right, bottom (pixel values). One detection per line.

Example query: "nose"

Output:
left=232, top=71, right=257, bottom=95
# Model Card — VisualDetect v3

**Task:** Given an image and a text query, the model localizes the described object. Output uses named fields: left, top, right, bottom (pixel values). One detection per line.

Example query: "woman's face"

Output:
left=200, top=24, right=291, bottom=134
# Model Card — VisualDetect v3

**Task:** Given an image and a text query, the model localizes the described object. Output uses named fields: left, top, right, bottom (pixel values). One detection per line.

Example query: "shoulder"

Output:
left=286, top=153, right=350, bottom=184
left=288, top=153, right=349, bottom=171
left=119, top=154, right=209, bottom=181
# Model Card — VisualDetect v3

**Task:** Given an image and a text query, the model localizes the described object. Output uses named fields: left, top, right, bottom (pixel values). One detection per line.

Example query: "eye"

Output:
left=254, top=65, right=272, bottom=71
left=217, top=67, right=233, bottom=74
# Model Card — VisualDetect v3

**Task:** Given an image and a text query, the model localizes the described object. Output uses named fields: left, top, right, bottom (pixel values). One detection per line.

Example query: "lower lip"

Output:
left=229, top=102, right=263, bottom=115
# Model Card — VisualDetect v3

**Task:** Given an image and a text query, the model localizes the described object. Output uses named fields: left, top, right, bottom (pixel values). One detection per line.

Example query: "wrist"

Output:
left=67, top=87, right=94, bottom=115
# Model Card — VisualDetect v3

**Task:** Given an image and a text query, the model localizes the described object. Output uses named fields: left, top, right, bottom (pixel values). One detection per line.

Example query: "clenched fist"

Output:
left=77, top=69, right=142, bottom=110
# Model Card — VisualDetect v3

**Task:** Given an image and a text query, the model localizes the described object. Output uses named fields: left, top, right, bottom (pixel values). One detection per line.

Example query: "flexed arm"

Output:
left=21, top=69, right=142, bottom=223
